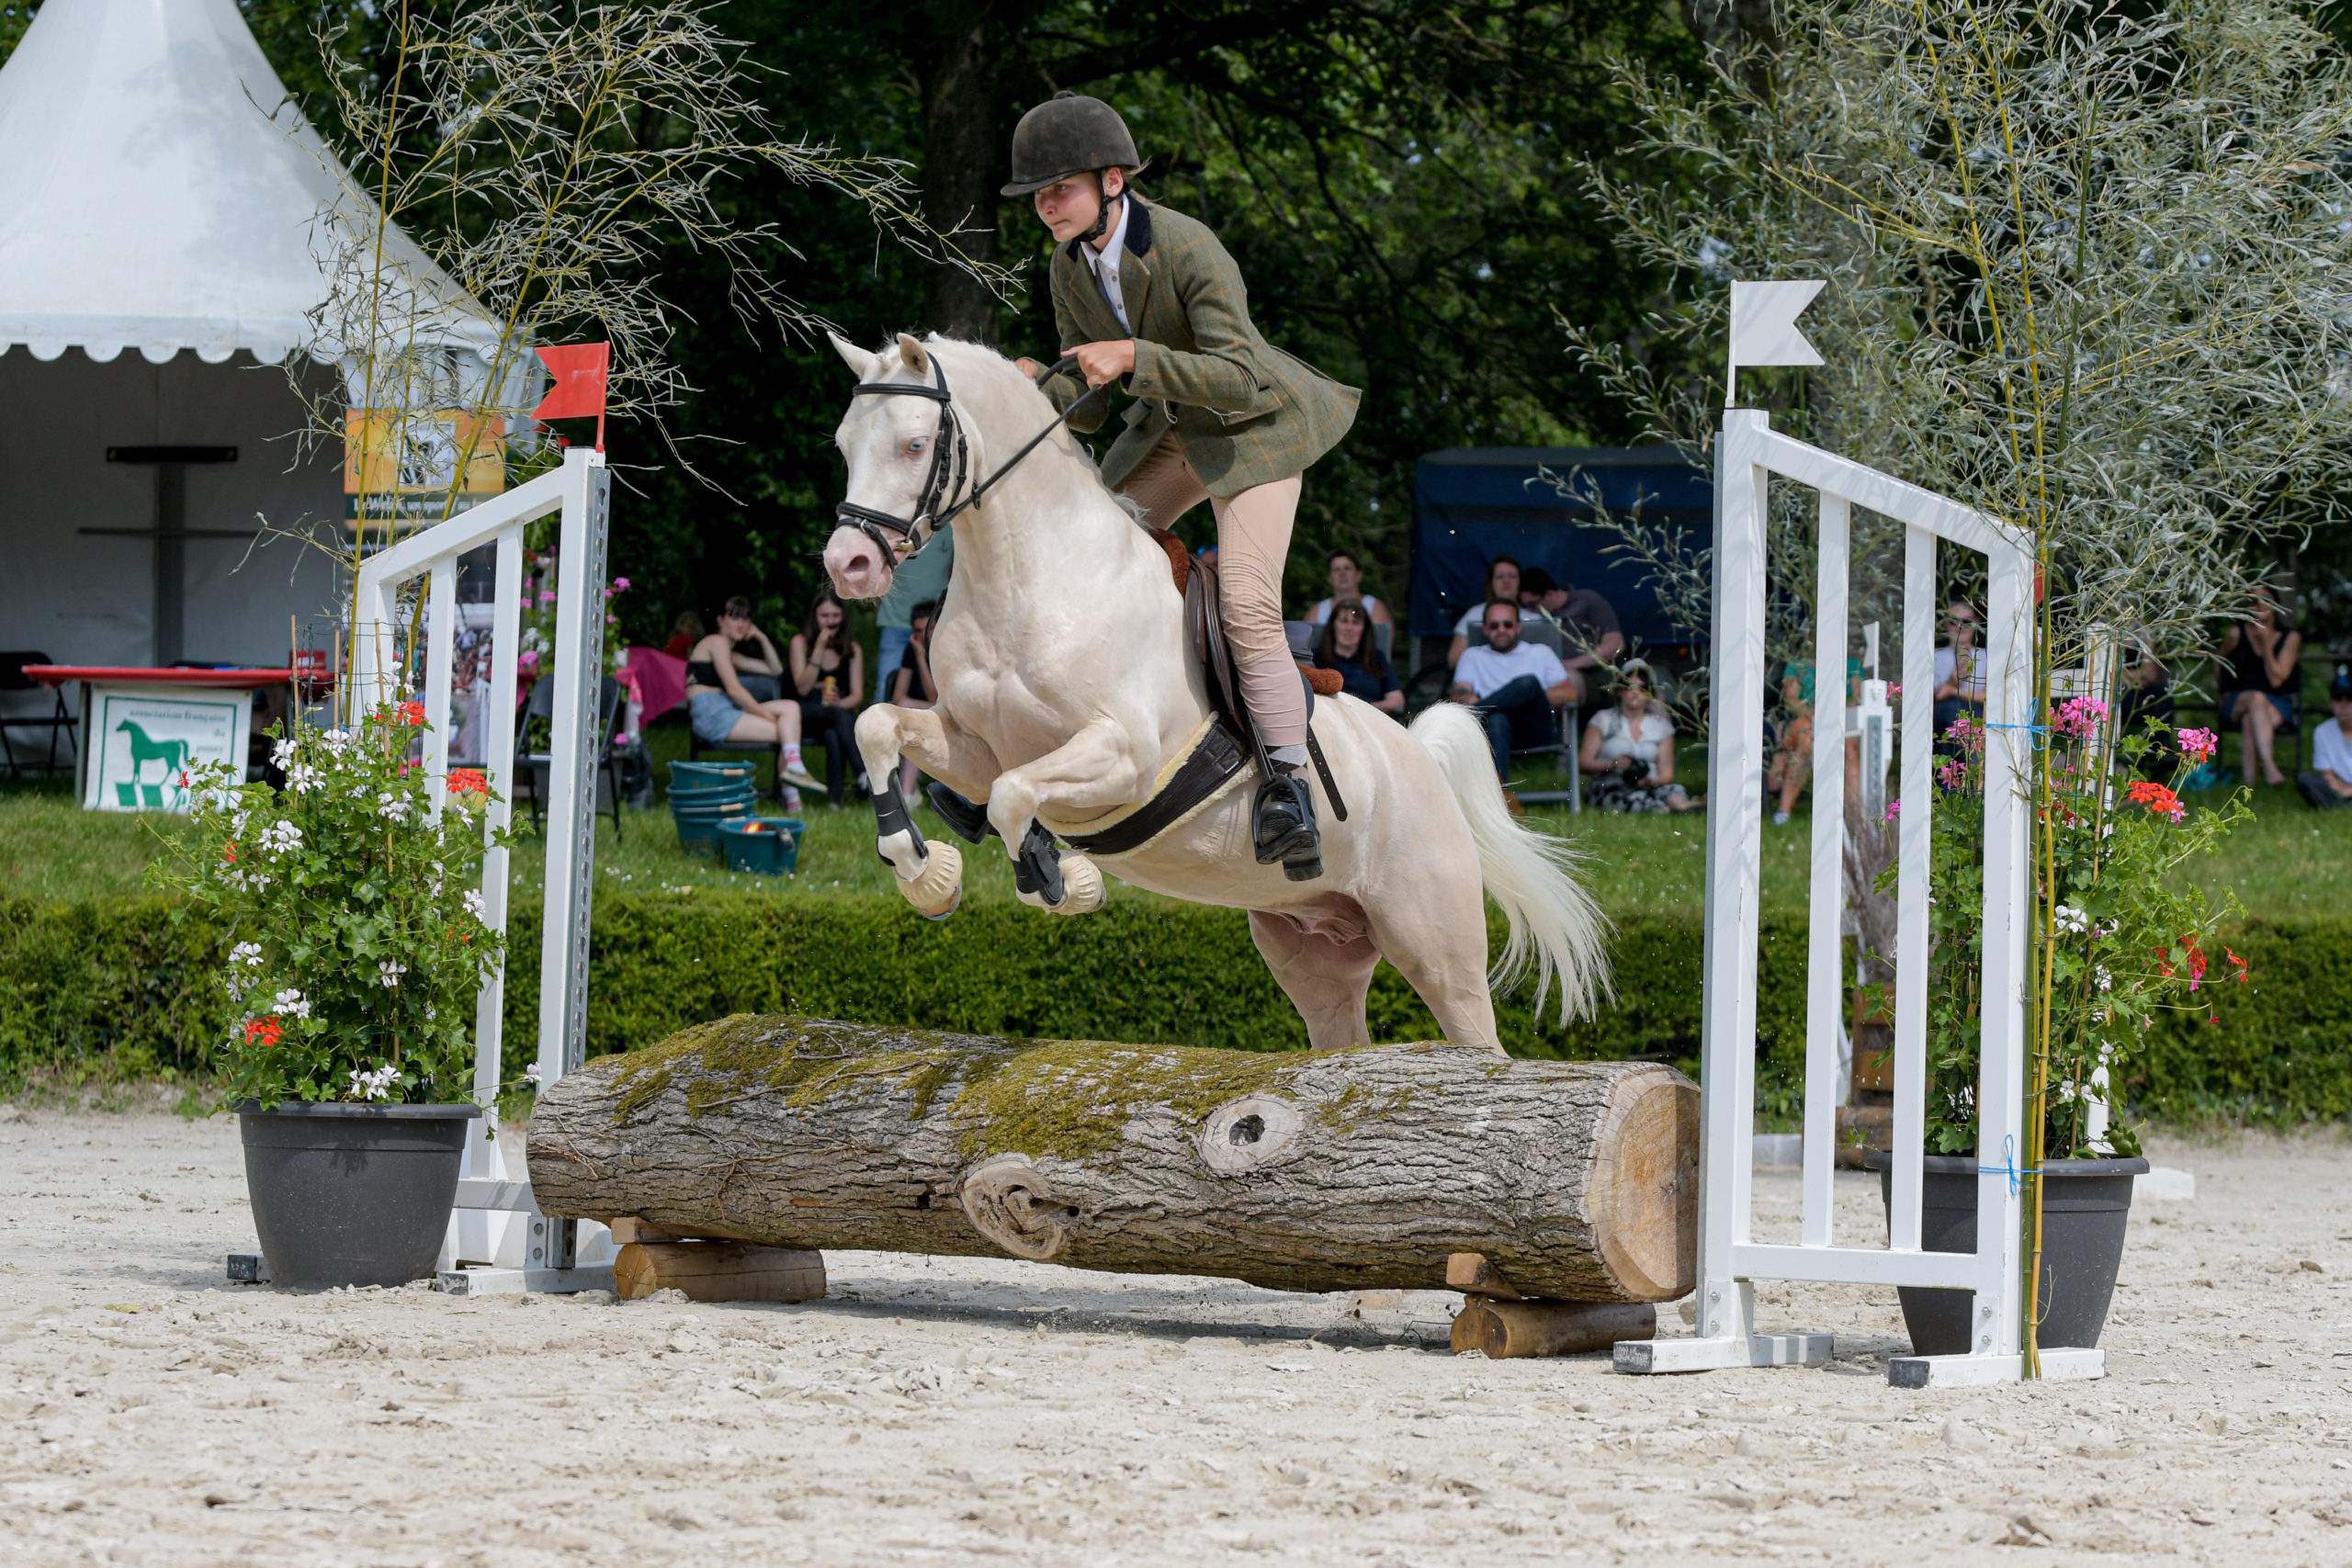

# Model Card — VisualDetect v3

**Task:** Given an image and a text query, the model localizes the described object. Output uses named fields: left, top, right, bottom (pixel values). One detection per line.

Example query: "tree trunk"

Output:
left=528, top=1015, right=1699, bottom=1303
left=921, top=17, right=1007, bottom=343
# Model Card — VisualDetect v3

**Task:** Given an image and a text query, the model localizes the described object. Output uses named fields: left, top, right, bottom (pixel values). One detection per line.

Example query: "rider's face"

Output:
left=1034, top=168, right=1124, bottom=244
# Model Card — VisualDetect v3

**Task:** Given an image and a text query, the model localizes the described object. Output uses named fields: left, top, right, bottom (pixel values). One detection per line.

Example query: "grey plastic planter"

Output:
left=237, top=1101, right=482, bottom=1289
left=1867, top=1149, right=2148, bottom=1356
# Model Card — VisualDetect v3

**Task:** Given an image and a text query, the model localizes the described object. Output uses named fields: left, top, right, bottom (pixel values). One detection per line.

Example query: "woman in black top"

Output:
left=684, top=596, right=826, bottom=808
left=788, top=589, right=867, bottom=803
left=889, top=600, right=942, bottom=795
left=1314, top=599, right=1402, bottom=716
left=2217, top=584, right=2301, bottom=788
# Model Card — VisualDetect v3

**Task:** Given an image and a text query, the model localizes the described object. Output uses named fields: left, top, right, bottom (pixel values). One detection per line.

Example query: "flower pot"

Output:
left=718, top=816, right=802, bottom=874
left=1867, top=1150, right=2147, bottom=1354
left=237, top=1101, right=482, bottom=1289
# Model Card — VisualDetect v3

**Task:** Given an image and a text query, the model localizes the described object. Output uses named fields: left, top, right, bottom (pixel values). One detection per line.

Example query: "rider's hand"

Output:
left=1014, top=356, right=1044, bottom=379
left=1074, top=339, right=1137, bottom=389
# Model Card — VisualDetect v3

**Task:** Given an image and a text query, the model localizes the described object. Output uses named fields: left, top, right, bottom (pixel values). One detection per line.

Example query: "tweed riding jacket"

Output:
left=1040, top=197, right=1360, bottom=499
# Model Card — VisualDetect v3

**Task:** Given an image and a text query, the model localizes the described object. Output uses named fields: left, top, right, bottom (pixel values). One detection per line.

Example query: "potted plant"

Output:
left=1868, top=704, right=2247, bottom=1358
left=165, top=702, right=507, bottom=1289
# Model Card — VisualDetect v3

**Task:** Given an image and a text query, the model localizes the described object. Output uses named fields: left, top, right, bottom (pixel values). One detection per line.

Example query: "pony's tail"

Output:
left=1408, top=702, right=1612, bottom=1026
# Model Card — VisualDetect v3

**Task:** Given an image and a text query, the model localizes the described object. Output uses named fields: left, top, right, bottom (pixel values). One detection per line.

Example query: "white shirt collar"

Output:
left=1086, top=195, right=1131, bottom=274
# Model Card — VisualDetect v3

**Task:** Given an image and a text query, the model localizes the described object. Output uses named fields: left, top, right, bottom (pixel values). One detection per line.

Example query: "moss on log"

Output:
left=528, top=1014, right=1698, bottom=1302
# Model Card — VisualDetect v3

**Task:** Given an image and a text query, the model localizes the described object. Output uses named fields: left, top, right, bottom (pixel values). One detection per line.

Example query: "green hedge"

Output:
left=0, top=890, right=2337, bottom=1125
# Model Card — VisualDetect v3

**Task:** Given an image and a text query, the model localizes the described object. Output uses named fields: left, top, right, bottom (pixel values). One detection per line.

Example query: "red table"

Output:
left=23, top=665, right=300, bottom=690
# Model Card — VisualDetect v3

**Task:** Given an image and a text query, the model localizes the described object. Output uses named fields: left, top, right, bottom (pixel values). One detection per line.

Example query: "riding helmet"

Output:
left=1001, top=91, right=1139, bottom=196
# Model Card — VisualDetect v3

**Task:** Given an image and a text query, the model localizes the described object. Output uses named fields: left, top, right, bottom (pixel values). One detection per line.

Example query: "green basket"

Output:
left=668, top=760, right=760, bottom=798
left=672, top=795, right=752, bottom=855
left=717, top=816, right=802, bottom=876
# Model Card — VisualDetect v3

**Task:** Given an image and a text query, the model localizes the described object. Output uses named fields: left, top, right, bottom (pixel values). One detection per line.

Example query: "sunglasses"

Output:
left=1483, top=621, right=1516, bottom=631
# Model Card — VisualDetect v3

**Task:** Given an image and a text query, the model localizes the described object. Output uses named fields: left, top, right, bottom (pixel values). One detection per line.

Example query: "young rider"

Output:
left=1005, top=92, right=1361, bottom=881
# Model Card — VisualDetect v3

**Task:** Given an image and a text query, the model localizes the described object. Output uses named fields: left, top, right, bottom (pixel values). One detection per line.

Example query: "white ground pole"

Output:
left=1613, top=410, right=2099, bottom=1387
left=345, top=447, right=616, bottom=1295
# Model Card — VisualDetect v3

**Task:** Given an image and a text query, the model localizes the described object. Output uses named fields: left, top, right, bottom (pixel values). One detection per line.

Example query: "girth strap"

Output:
left=1057, top=719, right=1250, bottom=857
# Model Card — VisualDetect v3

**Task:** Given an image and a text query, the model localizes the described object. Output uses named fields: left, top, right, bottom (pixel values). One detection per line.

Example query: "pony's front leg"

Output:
left=854, top=705, right=996, bottom=919
left=986, top=718, right=1149, bottom=916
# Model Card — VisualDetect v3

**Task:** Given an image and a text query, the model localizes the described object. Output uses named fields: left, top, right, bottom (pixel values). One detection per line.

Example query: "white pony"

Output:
left=821, top=332, right=1609, bottom=1052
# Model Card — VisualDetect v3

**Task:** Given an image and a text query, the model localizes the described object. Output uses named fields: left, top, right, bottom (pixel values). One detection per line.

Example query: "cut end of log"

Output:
left=961, top=1154, right=1082, bottom=1261
left=1452, top=1298, right=1657, bottom=1359
left=1588, top=1069, right=1701, bottom=1302
left=614, top=1242, right=826, bottom=1304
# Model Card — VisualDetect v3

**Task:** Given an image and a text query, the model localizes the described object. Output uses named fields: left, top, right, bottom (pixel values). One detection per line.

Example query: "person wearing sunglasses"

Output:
left=1934, top=598, right=1988, bottom=750
left=1449, top=599, right=1577, bottom=786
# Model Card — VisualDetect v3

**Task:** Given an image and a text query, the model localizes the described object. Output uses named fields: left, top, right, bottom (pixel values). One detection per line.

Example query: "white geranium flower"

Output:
left=286, top=763, right=322, bottom=794
left=377, top=791, right=410, bottom=823
left=272, top=987, right=312, bottom=1020
left=378, top=961, right=407, bottom=988
left=271, top=737, right=298, bottom=770
left=462, top=888, right=488, bottom=922
left=257, top=820, right=303, bottom=859
left=318, top=728, right=354, bottom=756
left=347, top=1063, right=400, bottom=1102
left=230, top=941, right=264, bottom=967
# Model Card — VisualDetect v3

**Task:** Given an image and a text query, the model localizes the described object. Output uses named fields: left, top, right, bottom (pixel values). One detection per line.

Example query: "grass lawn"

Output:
left=4, top=756, right=2344, bottom=921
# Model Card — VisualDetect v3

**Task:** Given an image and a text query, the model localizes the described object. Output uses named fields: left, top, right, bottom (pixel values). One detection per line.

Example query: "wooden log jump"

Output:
left=530, top=1014, right=1698, bottom=1303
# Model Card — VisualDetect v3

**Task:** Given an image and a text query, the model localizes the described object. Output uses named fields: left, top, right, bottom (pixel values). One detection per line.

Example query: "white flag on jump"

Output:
left=1726, top=279, right=1825, bottom=405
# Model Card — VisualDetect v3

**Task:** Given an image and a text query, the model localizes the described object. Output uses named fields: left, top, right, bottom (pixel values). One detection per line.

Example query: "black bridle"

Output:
left=836, top=352, right=1091, bottom=569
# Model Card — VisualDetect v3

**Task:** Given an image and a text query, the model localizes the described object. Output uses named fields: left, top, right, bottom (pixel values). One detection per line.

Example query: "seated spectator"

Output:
left=1579, top=660, right=1701, bottom=813
left=1450, top=600, right=1575, bottom=784
left=1933, top=598, right=1987, bottom=751
left=1313, top=599, right=1402, bottom=716
left=788, top=588, right=867, bottom=804
left=1767, top=661, right=1816, bottom=825
left=2218, top=582, right=2301, bottom=788
left=889, top=599, right=942, bottom=795
left=1305, top=550, right=1396, bottom=634
left=1520, top=569, right=1623, bottom=699
left=685, top=596, right=825, bottom=810
left=662, top=611, right=705, bottom=660
left=2116, top=644, right=2177, bottom=780
left=2297, top=667, right=2352, bottom=810
left=1447, top=556, right=1522, bottom=670
left=1510, top=568, right=1567, bottom=655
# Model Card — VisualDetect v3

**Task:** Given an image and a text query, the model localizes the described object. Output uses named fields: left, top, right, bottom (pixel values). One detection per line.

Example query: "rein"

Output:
left=837, top=352, right=1092, bottom=569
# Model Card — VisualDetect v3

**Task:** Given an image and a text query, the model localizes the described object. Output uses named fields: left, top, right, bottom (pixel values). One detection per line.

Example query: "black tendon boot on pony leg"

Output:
left=1254, top=762, right=1321, bottom=881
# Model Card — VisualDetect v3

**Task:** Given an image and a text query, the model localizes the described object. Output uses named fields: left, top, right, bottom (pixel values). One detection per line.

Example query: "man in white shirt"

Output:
left=1450, top=601, right=1577, bottom=781
left=2297, top=670, right=2352, bottom=810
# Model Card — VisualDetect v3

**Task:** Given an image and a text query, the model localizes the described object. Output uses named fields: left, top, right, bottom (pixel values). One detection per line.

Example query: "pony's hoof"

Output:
left=1045, top=852, right=1105, bottom=916
left=895, top=840, right=964, bottom=919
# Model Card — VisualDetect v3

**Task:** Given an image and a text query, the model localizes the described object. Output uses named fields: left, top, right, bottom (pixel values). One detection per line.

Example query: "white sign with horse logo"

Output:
left=81, top=685, right=252, bottom=813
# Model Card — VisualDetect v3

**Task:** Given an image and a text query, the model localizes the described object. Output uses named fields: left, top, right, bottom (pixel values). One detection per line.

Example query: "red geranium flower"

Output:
left=447, top=768, right=490, bottom=797
left=397, top=701, right=426, bottom=727
left=2126, top=780, right=2183, bottom=822
left=245, top=1016, right=283, bottom=1048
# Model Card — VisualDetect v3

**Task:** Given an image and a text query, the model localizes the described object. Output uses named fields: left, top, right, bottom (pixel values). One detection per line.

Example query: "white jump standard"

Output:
left=1617, top=282, right=2092, bottom=1387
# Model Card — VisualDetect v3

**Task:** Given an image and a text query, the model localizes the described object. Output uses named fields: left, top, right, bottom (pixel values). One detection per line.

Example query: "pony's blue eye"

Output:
left=908, top=438, right=925, bottom=454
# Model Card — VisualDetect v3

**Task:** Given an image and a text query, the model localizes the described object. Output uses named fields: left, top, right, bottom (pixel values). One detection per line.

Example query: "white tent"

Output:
left=0, top=0, right=498, bottom=683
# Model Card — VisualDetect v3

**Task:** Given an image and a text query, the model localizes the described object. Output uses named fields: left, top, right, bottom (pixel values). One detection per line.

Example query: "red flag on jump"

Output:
left=533, top=342, right=610, bottom=452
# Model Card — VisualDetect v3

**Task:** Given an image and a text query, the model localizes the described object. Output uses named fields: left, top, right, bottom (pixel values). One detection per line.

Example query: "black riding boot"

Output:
left=1252, top=763, right=1321, bottom=881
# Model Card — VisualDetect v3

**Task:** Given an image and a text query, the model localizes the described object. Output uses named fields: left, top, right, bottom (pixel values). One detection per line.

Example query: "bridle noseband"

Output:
left=837, top=352, right=1088, bottom=570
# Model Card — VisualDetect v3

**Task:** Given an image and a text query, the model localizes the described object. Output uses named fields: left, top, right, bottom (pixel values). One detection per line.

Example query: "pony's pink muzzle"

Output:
left=823, top=525, right=894, bottom=602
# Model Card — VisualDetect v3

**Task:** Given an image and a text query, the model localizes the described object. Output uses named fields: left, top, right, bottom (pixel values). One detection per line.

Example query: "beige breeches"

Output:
left=1116, top=438, right=1307, bottom=750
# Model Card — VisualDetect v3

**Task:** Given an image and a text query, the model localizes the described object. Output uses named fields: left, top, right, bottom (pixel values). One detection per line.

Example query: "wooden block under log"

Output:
left=607, top=1217, right=750, bottom=1245
left=1452, top=1298, right=1657, bottom=1359
left=1445, top=1253, right=1523, bottom=1300
left=613, top=1242, right=826, bottom=1303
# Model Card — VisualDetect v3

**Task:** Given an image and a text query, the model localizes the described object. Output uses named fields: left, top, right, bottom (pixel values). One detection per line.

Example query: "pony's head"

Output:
left=823, top=332, right=960, bottom=602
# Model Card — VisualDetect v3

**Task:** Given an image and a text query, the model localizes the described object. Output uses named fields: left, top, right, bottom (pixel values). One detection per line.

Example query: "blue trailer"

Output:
left=1408, top=446, right=1711, bottom=678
